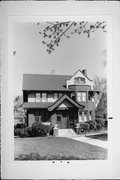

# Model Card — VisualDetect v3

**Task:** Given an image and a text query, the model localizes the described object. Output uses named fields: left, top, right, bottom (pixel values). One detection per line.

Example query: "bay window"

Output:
left=77, top=92, right=87, bottom=101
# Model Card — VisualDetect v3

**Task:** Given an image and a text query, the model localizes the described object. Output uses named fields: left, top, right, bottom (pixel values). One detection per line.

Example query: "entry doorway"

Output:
left=57, top=111, right=68, bottom=129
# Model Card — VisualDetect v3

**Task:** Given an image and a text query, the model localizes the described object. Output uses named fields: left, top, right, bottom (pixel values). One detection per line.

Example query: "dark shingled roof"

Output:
left=23, top=102, right=53, bottom=109
left=22, top=74, right=71, bottom=91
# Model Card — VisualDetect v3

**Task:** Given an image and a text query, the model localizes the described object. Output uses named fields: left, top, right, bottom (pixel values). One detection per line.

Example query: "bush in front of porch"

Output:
left=14, top=122, right=53, bottom=138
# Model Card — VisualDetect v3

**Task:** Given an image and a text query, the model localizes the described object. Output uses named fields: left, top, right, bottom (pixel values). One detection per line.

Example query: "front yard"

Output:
left=14, top=137, right=107, bottom=160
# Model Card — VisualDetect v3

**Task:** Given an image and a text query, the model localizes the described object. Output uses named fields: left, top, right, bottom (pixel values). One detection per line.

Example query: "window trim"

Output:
left=77, top=91, right=87, bottom=102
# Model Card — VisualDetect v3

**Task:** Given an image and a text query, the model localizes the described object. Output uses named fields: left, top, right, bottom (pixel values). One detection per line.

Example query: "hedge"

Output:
left=14, top=122, right=52, bottom=138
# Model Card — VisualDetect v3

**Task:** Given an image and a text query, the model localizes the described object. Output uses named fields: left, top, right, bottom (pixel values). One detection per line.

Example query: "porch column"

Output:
left=82, top=112, right=84, bottom=121
left=91, top=110, right=95, bottom=121
left=87, top=111, right=90, bottom=121
left=77, top=109, right=80, bottom=123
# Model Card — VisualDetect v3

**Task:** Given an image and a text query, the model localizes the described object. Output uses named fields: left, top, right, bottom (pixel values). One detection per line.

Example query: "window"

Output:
left=48, top=93, right=54, bottom=102
left=59, top=93, right=63, bottom=98
left=77, top=92, right=86, bottom=101
left=35, top=111, right=40, bottom=122
left=54, top=93, right=58, bottom=100
left=28, top=93, right=35, bottom=102
left=36, top=93, right=41, bottom=102
left=42, top=93, right=47, bottom=102
left=82, top=92, right=86, bottom=101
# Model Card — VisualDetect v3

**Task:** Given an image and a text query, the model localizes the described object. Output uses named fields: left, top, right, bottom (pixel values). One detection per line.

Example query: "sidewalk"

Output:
left=70, top=136, right=108, bottom=149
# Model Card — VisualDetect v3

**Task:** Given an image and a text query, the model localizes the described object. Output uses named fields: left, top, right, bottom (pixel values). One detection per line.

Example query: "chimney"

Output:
left=82, top=69, right=87, bottom=76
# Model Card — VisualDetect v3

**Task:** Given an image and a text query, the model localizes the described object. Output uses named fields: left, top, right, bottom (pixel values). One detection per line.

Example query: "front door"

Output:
left=61, top=111, right=68, bottom=129
left=57, top=111, right=68, bottom=129
left=57, top=115, right=62, bottom=129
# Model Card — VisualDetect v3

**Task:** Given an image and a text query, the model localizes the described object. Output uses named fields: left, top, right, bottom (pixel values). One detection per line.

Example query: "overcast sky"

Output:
left=13, top=22, right=107, bottom=96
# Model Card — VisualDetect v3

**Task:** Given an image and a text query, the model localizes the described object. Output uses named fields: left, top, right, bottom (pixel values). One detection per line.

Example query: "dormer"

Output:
left=66, top=69, right=93, bottom=90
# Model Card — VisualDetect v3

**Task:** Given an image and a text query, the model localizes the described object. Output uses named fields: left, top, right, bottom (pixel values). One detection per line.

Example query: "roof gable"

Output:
left=66, top=69, right=93, bottom=89
left=48, top=95, right=84, bottom=111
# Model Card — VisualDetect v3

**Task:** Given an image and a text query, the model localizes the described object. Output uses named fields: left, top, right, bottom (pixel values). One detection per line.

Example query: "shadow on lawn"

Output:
left=15, top=152, right=107, bottom=160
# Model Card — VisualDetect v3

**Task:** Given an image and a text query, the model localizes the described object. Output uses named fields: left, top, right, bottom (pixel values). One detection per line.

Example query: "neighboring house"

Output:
left=23, top=69, right=99, bottom=129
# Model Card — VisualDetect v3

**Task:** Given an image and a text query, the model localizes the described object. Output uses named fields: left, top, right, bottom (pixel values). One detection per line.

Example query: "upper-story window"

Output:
left=42, top=93, right=47, bottom=102
left=36, top=93, right=41, bottom=102
left=28, top=93, right=35, bottom=102
left=54, top=93, right=58, bottom=101
left=48, top=93, right=54, bottom=102
left=59, top=93, right=63, bottom=98
left=77, top=92, right=87, bottom=101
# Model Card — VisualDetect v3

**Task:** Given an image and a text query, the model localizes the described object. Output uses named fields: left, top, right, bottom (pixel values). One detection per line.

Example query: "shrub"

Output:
left=86, top=120, right=97, bottom=131
left=31, top=122, right=52, bottom=137
left=96, top=123, right=102, bottom=131
left=14, top=123, right=25, bottom=129
left=95, top=119, right=105, bottom=127
left=14, top=122, right=52, bottom=138
left=14, top=128, right=21, bottom=136
left=24, top=127, right=33, bottom=137
left=79, top=122, right=90, bottom=133
left=104, top=120, right=108, bottom=128
left=14, top=128, right=25, bottom=137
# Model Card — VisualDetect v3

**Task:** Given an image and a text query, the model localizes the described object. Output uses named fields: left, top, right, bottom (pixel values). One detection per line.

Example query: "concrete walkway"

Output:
left=70, top=136, right=108, bottom=149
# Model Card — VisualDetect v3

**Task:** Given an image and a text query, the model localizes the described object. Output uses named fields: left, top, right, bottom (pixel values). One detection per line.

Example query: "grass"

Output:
left=14, top=137, right=107, bottom=160
left=86, top=133, right=108, bottom=141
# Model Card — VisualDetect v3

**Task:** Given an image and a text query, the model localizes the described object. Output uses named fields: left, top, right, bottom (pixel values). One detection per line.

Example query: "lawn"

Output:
left=14, top=137, right=107, bottom=160
left=86, top=133, right=108, bottom=141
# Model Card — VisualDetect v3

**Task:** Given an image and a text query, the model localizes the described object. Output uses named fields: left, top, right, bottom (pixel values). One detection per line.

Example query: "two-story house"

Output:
left=23, top=69, right=99, bottom=129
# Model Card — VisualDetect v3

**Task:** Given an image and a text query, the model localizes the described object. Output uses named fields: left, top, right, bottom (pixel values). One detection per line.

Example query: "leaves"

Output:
left=37, top=21, right=107, bottom=54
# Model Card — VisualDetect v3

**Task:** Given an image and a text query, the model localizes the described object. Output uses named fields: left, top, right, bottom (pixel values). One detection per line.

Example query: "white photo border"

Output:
left=1, top=1, right=119, bottom=179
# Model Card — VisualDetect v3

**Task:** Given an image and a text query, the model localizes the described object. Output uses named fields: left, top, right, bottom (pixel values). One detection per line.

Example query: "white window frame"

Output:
left=77, top=92, right=87, bottom=102
left=42, top=93, right=47, bottom=102
left=28, top=93, right=35, bottom=102
left=54, top=93, right=58, bottom=101
left=36, top=93, right=41, bottom=102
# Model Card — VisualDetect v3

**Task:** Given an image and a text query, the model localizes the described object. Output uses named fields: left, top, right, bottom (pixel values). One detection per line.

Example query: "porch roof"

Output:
left=23, top=102, right=53, bottom=109
left=48, top=94, right=85, bottom=112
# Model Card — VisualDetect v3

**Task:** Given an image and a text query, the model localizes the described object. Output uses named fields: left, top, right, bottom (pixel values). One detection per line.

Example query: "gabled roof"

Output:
left=23, top=74, right=71, bottom=91
left=23, top=102, right=53, bottom=109
left=48, top=94, right=84, bottom=112
left=71, top=69, right=92, bottom=81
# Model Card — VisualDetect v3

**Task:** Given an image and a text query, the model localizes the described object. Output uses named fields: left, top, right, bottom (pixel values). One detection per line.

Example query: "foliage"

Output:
left=14, top=128, right=25, bottom=138
left=78, top=122, right=90, bottom=133
left=96, top=123, right=102, bottom=131
left=86, top=120, right=97, bottom=131
left=76, top=119, right=106, bottom=134
left=38, top=21, right=107, bottom=54
left=14, top=123, right=25, bottom=129
left=14, top=122, right=52, bottom=137
left=14, top=95, right=25, bottom=123
left=32, top=122, right=48, bottom=137
left=95, top=118, right=105, bottom=127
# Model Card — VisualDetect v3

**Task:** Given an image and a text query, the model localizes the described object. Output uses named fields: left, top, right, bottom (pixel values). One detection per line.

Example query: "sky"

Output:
left=13, top=22, right=107, bottom=96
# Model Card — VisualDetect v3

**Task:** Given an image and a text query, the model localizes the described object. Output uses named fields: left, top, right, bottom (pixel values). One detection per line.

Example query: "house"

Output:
left=23, top=69, right=99, bottom=129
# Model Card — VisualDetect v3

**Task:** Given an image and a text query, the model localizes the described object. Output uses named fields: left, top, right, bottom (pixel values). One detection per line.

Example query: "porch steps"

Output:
left=58, top=129, right=77, bottom=137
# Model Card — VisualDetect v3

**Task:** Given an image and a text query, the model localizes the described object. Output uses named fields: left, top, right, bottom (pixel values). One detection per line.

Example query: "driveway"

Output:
left=70, top=136, right=108, bottom=149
